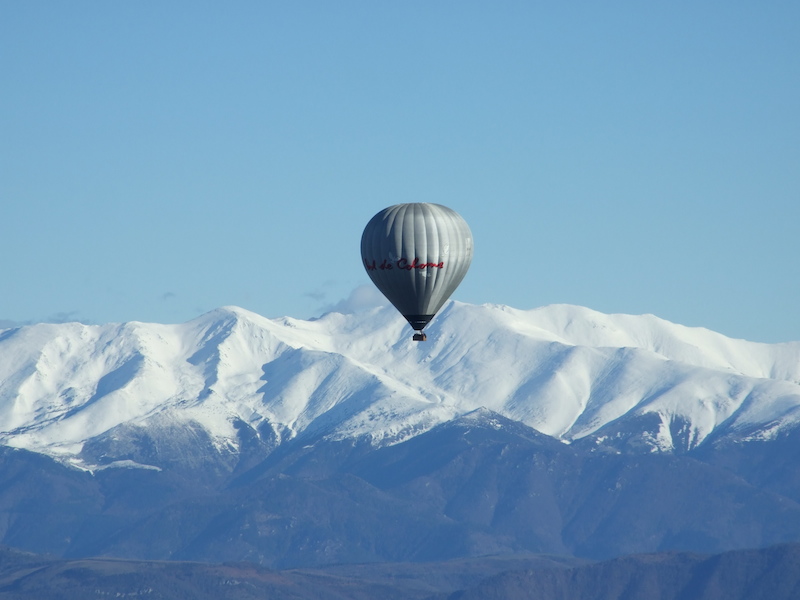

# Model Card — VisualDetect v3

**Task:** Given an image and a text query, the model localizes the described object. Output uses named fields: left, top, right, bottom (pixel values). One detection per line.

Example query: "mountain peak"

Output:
left=0, top=302, right=798, bottom=468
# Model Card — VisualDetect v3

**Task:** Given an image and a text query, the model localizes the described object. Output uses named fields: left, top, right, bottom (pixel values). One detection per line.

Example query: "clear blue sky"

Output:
left=2, top=2, right=798, bottom=342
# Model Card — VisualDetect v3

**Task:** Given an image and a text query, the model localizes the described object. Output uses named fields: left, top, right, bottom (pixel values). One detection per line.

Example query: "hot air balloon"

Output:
left=361, top=203, right=473, bottom=341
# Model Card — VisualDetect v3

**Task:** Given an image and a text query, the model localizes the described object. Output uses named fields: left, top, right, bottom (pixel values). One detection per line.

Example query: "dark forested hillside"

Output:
left=2, top=545, right=799, bottom=600
left=2, top=413, right=800, bottom=568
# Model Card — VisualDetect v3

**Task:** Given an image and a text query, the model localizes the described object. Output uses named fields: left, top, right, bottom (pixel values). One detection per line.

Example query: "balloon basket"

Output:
left=412, top=332, right=427, bottom=342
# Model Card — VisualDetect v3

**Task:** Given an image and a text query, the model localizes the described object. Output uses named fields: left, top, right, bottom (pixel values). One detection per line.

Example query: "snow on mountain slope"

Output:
left=0, top=302, right=799, bottom=466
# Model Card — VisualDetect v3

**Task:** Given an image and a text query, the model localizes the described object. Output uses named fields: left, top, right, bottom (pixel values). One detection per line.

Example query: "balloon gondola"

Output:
left=361, top=203, right=473, bottom=341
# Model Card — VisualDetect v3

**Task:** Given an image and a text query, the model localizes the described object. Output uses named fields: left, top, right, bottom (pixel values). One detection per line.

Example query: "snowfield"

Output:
left=1, top=302, right=799, bottom=466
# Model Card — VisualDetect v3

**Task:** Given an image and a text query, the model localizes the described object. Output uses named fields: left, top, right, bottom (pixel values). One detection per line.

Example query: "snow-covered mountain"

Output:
left=1, top=302, right=799, bottom=468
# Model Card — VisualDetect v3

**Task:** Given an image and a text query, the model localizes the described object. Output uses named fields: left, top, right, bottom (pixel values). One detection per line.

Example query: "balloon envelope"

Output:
left=361, top=203, right=473, bottom=333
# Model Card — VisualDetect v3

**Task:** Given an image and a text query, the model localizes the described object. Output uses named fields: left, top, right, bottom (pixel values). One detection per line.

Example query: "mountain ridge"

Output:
left=1, top=302, right=799, bottom=469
